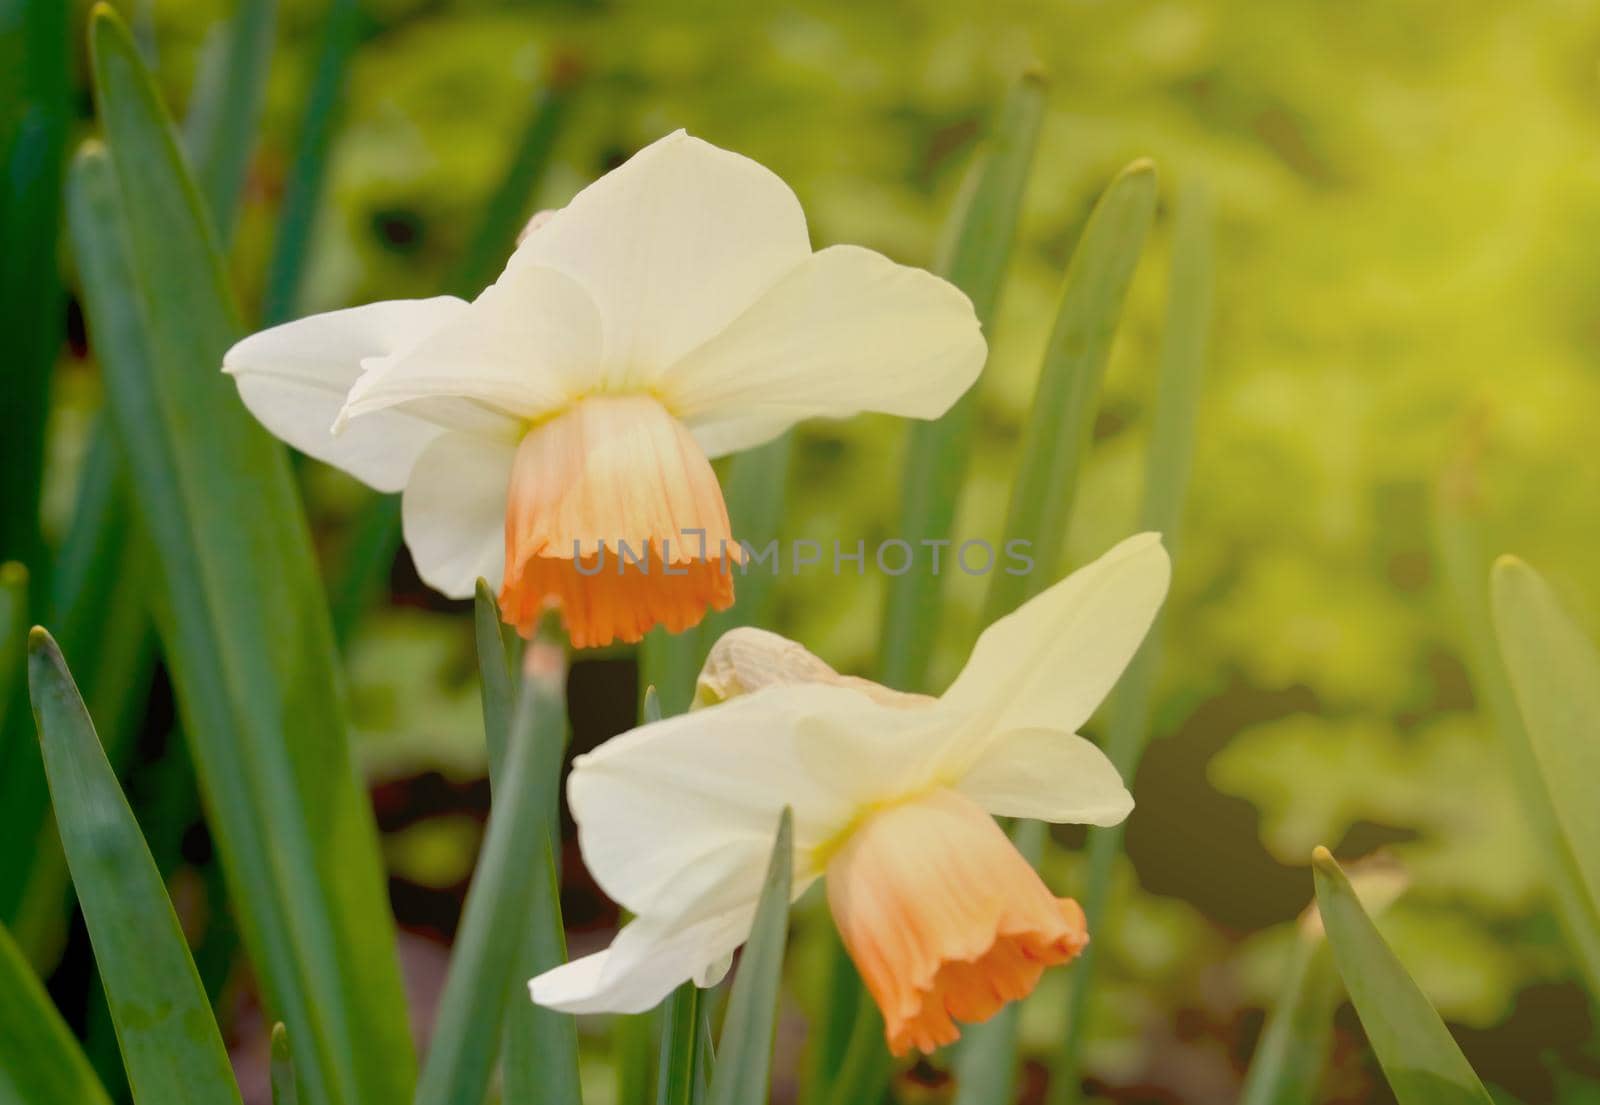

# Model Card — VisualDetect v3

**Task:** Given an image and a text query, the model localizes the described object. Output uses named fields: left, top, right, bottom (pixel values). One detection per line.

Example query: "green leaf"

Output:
left=1052, top=178, right=1213, bottom=1105
left=417, top=640, right=573, bottom=1105
left=471, top=587, right=582, bottom=1105
left=0, top=0, right=69, bottom=577
left=73, top=11, right=415, bottom=1105
left=1236, top=932, right=1339, bottom=1105
left=878, top=70, right=1046, bottom=693
left=1433, top=482, right=1600, bottom=994
left=270, top=1025, right=299, bottom=1105
left=981, top=159, right=1158, bottom=623
left=0, top=563, right=26, bottom=738
left=706, top=808, right=794, bottom=1105
left=0, top=918, right=112, bottom=1105
left=449, top=78, right=575, bottom=297
left=1311, top=847, right=1494, bottom=1105
left=656, top=983, right=706, bottom=1105
left=1491, top=557, right=1600, bottom=937
left=641, top=627, right=703, bottom=720
left=261, top=0, right=359, bottom=324
left=27, top=628, right=242, bottom=1105
left=182, top=0, right=277, bottom=246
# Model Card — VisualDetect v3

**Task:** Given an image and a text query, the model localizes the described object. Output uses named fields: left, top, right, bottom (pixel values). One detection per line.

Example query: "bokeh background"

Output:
left=24, top=0, right=1600, bottom=1102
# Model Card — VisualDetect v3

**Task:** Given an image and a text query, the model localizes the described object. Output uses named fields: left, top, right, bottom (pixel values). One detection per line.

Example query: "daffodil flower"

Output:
left=223, top=132, right=985, bottom=646
left=528, top=534, right=1170, bottom=1054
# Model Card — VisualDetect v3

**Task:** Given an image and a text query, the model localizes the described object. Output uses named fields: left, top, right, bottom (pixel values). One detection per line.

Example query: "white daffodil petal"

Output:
left=400, top=431, right=517, bottom=598
left=955, top=728, right=1134, bottom=826
left=508, top=131, right=811, bottom=374
left=568, top=683, right=887, bottom=922
left=529, top=904, right=756, bottom=1015
left=940, top=533, right=1170, bottom=743
left=341, top=264, right=603, bottom=424
left=222, top=297, right=469, bottom=491
left=666, top=245, right=986, bottom=457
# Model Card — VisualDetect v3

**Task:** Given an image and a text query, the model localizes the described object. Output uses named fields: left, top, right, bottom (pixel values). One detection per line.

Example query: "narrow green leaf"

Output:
left=615, top=1014, right=656, bottom=1105
left=326, top=495, right=401, bottom=649
left=472, top=590, right=582, bottom=1105
left=1434, top=480, right=1600, bottom=994
left=643, top=683, right=664, bottom=723
left=417, top=644, right=571, bottom=1105
left=1052, top=179, right=1213, bottom=1105
left=449, top=79, right=574, bottom=297
left=1491, top=557, right=1600, bottom=928
left=75, top=11, right=414, bottom=1104
left=823, top=991, right=890, bottom=1105
left=981, top=160, right=1158, bottom=623
left=183, top=0, right=277, bottom=246
left=1311, top=848, right=1493, bottom=1105
left=0, top=918, right=112, bottom=1105
left=1236, top=932, right=1339, bottom=1105
left=0, top=0, right=69, bottom=577
left=270, top=1024, right=299, bottom=1105
left=27, top=628, right=242, bottom=1105
left=706, top=808, right=793, bottom=1105
left=657, top=983, right=705, bottom=1105
left=261, top=0, right=359, bottom=323
left=0, top=563, right=26, bottom=737
left=878, top=70, right=1046, bottom=693
left=700, top=432, right=795, bottom=647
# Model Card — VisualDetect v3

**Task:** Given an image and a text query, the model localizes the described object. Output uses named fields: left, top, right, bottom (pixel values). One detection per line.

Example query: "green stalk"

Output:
left=415, top=641, right=571, bottom=1105
left=183, top=0, right=278, bottom=247
left=1051, top=179, right=1213, bottom=1104
left=261, top=0, right=360, bottom=324
left=877, top=70, right=1046, bottom=694
left=0, top=917, right=112, bottom=1105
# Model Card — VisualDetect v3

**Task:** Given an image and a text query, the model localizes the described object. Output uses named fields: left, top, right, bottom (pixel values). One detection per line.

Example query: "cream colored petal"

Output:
left=223, top=297, right=472, bottom=491
left=696, top=626, right=932, bottom=709
left=939, top=533, right=1170, bottom=743
left=954, top=728, right=1134, bottom=826
left=567, top=682, right=920, bottom=924
left=340, top=264, right=603, bottom=425
left=664, top=245, right=986, bottom=457
left=507, top=131, right=812, bottom=376
left=528, top=904, right=756, bottom=1015
left=400, top=431, right=518, bottom=598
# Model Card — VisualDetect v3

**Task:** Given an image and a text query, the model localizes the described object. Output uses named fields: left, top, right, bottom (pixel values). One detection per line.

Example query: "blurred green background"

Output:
left=25, top=0, right=1600, bottom=1101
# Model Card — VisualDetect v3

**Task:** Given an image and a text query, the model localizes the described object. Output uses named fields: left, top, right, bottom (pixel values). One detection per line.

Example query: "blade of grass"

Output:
left=657, top=983, right=705, bottom=1105
left=28, top=628, right=243, bottom=1105
left=326, top=495, right=402, bottom=649
left=1491, top=557, right=1600, bottom=932
left=271, top=1024, right=300, bottom=1105
left=182, top=0, right=277, bottom=247
left=449, top=78, right=575, bottom=297
left=0, top=919, right=113, bottom=1105
left=878, top=69, right=1046, bottom=694
left=417, top=639, right=571, bottom=1105
left=75, top=10, right=415, bottom=1103
left=1433, top=474, right=1600, bottom=995
left=0, top=564, right=26, bottom=737
left=1236, top=932, right=1339, bottom=1105
left=1052, top=179, right=1213, bottom=1105
left=1311, top=848, right=1494, bottom=1105
left=473, top=586, right=582, bottom=1105
left=981, top=160, right=1158, bottom=623
left=0, top=0, right=68, bottom=581
left=705, top=808, right=793, bottom=1105
left=261, top=0, right=359, bottom=324
left=1, top=423, right=158, bottom=954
